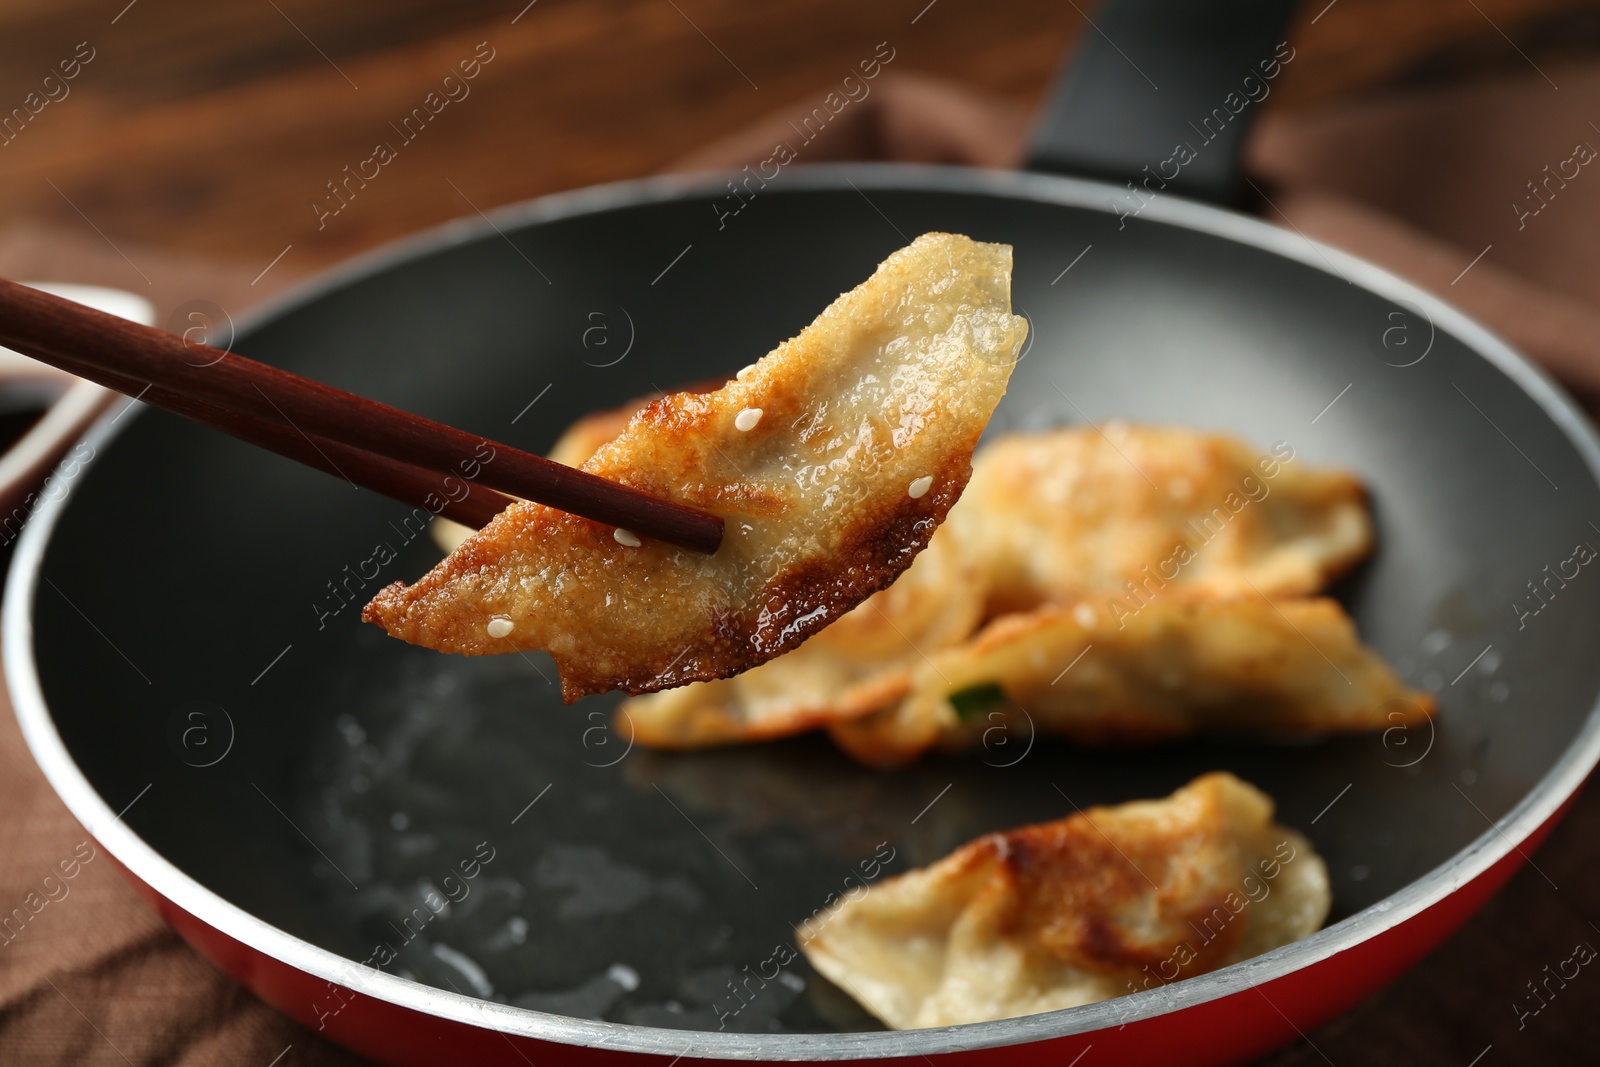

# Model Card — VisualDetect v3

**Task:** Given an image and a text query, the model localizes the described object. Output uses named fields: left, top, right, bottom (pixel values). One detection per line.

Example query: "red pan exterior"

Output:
left=103, top=794, right=1577, bottom=1067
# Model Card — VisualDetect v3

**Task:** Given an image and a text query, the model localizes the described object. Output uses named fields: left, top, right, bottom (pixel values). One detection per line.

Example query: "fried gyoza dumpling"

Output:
left=619, top=425, right=1383, bottom=751
left=956, top=423, right=1370, bottom=614
left=614, top=527, right=983, bottom=746
left=364, top=233, right=1027, bottom=700
left=798, top=773, right=1330, bottom=1029
left=828, top=595, right=1435, bottom=768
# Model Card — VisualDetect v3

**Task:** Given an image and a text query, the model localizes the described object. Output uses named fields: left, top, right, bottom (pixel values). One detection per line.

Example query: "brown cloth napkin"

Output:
left=4, top=63, right=1600, bottom=1066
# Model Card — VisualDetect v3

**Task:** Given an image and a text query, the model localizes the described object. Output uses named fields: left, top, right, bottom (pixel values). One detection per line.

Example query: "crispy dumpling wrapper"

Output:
left=545, top=380, right=728, bottom=468
left=364, top=233, right=1026, bottom=700
left=798, top=772, right=1330, bottom=1029
left=615, top=526, right=983, bottom=746
left=828, top=595, right=1436, bottom=768
left=619, top=425, right=1394, bottom=754
left=953, top=423, right=1370, bottom=612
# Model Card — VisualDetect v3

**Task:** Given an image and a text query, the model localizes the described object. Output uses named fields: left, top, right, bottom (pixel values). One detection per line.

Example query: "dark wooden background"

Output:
left=2, top=1, right=1600, bottom=1064
left=0, top=0, right=1590, bottom=276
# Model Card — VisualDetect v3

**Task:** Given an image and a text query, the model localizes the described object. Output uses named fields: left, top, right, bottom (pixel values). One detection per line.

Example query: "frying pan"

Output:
left=9, top=2, right=1600, bottom=1065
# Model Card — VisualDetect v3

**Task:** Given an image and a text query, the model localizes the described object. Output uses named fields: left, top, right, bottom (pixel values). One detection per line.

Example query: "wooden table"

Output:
left=0, top=0, right=1588, bottom=276
left=1, top=1, right=1598, bottom=1064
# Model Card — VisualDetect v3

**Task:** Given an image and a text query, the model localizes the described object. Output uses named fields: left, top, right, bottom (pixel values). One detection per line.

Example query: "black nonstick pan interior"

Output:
left=25, top=167, right=1600, bottom=1034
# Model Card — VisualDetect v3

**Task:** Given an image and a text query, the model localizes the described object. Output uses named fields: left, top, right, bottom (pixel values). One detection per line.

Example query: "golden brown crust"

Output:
left=363, top=233, right=1027, bottom=701
left=617, top=522, right=981, bottom=748
left=545, top=380, right=729, bottom=469
left=952, top=423, right=1372, bottom=612
left=545, top=393, right=659, bottom=470
left=797, top=772, right=1330, bottom=1029
left=827, top=594, right=1437, bottom=769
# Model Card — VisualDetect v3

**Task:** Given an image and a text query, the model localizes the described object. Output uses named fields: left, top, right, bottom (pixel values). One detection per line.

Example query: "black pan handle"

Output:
left=1025, top=0, right=1300, bottom=206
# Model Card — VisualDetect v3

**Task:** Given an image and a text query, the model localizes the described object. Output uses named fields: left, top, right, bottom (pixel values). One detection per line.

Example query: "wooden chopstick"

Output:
left=86, top=359, right=515, bottom=529
left=0, top=279, right=725, bottom=553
